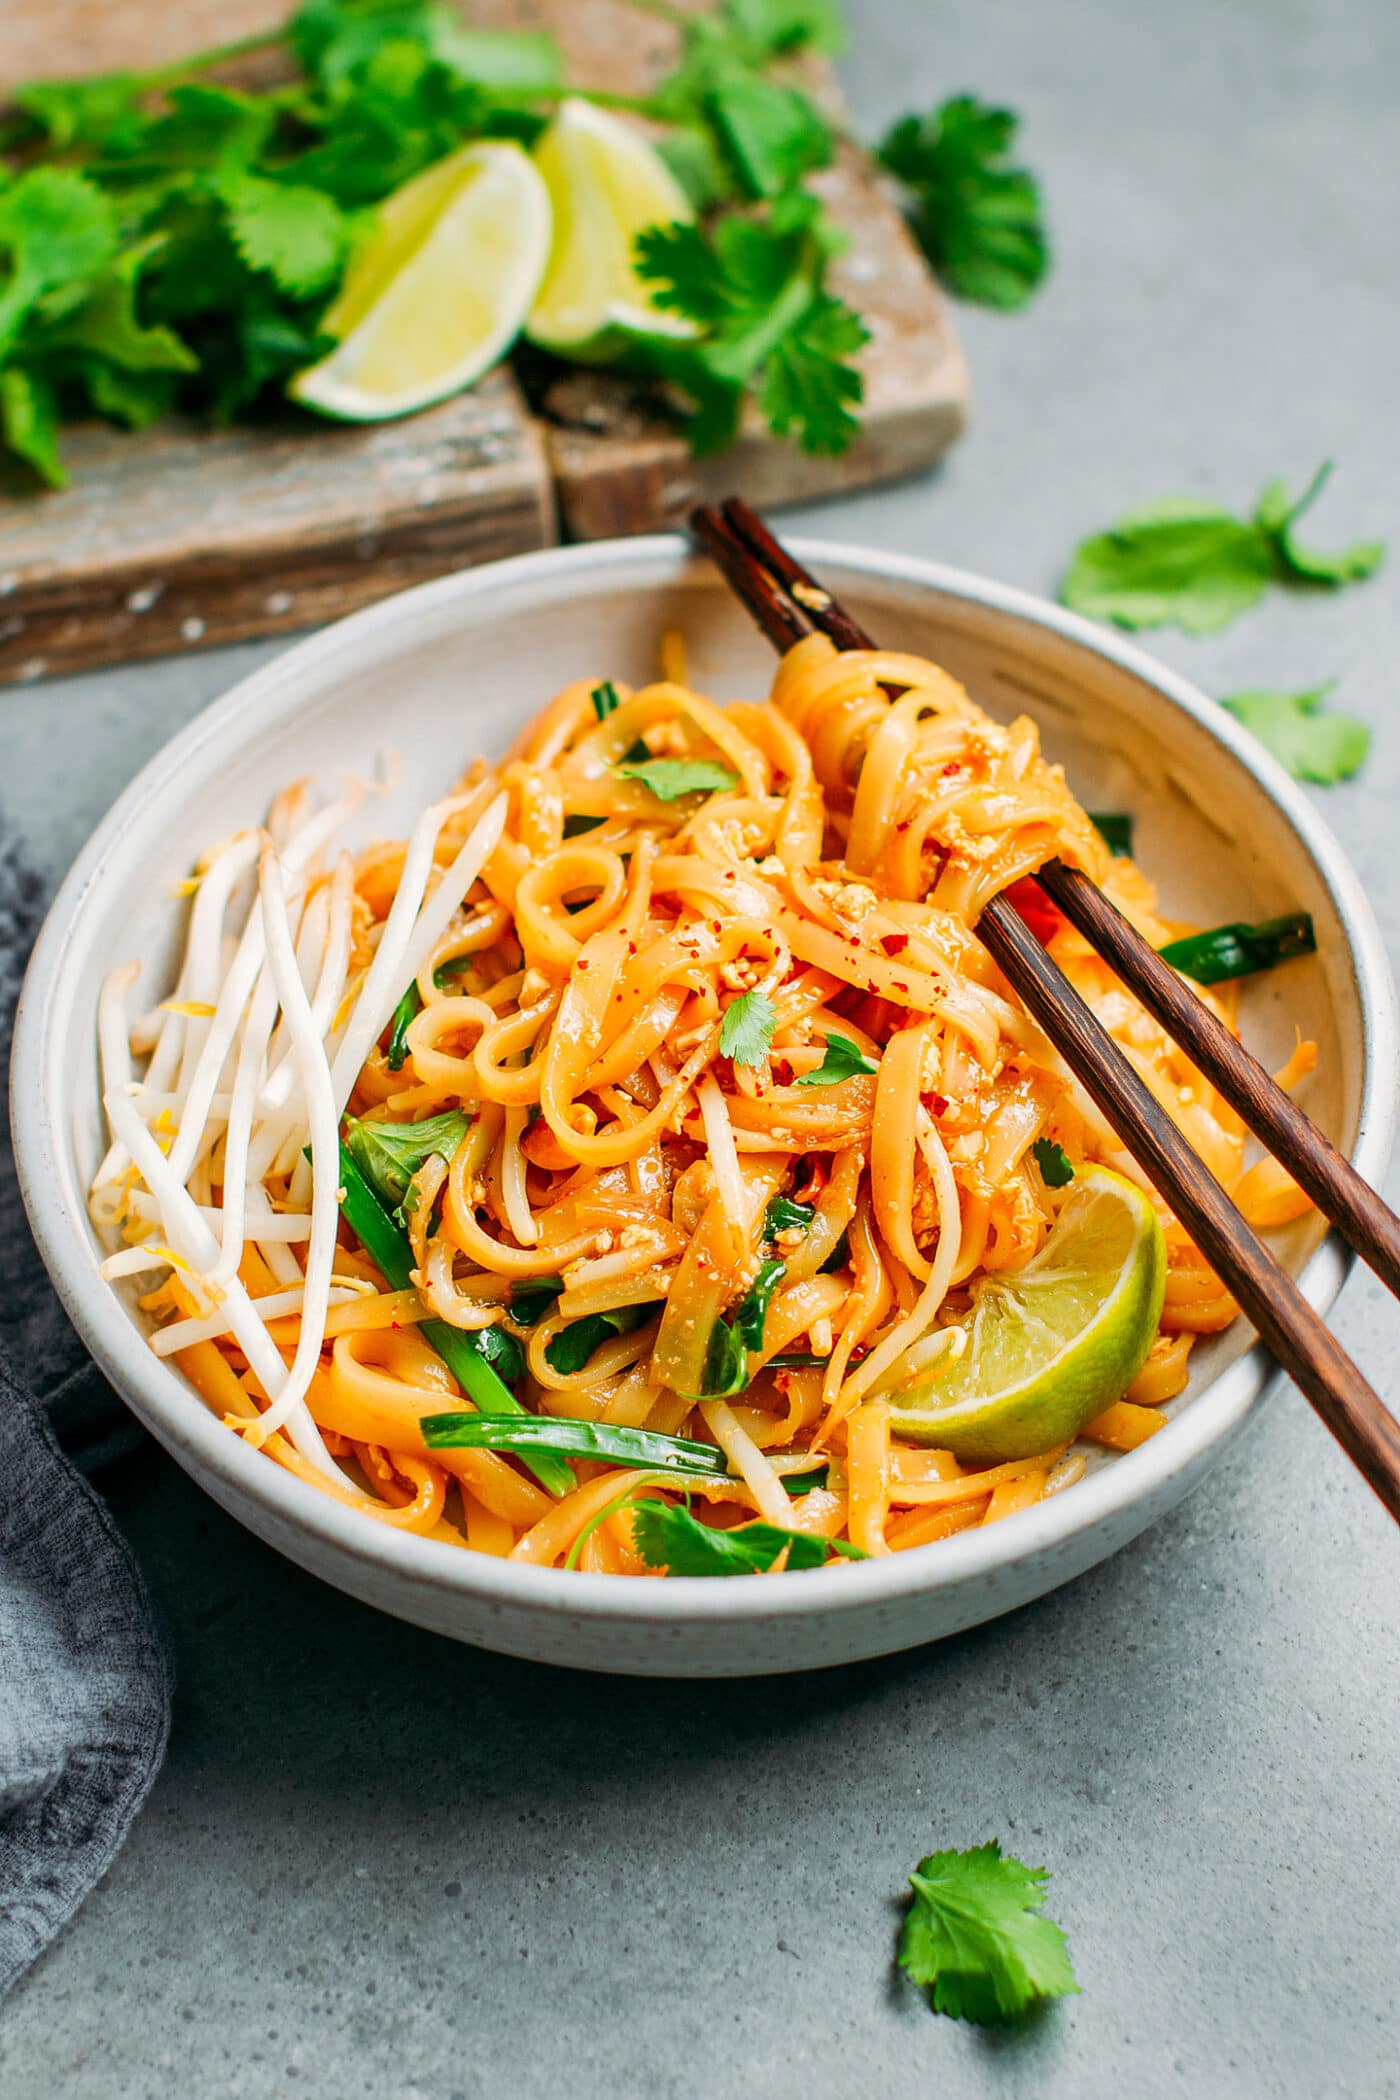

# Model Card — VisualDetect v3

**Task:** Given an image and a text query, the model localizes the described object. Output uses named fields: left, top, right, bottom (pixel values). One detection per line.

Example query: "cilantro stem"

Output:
left=130, top=28, right=289, bottom=91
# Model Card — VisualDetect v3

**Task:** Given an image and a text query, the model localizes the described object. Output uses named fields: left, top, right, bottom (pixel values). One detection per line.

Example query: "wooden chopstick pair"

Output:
left=691, top=496, right=1400, bottom=1527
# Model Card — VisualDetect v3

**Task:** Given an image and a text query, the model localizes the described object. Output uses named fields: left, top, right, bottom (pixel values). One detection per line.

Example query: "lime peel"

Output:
left=888, top=1165, right=1168, bottom=1464
left=290, top=140, right=551, bottom=423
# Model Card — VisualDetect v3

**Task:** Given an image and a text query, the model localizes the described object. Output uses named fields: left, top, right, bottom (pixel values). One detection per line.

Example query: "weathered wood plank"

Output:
left=0, top=371, right=555, bottom=681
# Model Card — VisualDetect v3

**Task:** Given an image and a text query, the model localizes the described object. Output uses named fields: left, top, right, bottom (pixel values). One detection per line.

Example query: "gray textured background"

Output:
left=3, top=0, right=1399, bottom=2093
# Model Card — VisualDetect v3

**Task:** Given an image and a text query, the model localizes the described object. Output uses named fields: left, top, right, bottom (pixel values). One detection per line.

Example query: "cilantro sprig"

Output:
left=878, top=95, right=1049, bottom=310
left=1061, top=462, right=1385, bottom=635
left=897, top=1840, right=1079, bottom=2024
left=718, top=987, right=778, bottom=1066
left=1220, top=683, right=1370, bottom=785
left=616, top=755, right=739, bottom=800
left=635, top=195, right=869, bottom=457
left=794, top=1029, right=877, bottom=1086
left=632, top=1498, right=866, bottom=1574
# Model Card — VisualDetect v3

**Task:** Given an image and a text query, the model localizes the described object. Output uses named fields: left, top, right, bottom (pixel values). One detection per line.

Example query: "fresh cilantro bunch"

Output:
left=878, top=94, right=1049, bottom=311
left=0, top=0, right=560, bottom=482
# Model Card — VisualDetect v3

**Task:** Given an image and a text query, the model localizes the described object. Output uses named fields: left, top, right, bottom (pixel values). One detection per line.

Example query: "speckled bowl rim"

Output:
left=13, top=534, right=1398, bottom=1637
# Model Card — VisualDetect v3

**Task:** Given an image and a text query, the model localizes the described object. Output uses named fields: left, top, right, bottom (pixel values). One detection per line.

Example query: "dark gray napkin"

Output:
left=0, top=835, right=171, bottom=2000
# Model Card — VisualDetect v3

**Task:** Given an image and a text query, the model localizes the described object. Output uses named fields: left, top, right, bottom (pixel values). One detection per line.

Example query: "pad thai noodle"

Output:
left=90, top=633, right=1316, bottom=1573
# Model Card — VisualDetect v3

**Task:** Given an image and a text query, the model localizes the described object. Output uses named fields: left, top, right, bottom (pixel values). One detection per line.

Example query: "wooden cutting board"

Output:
left=0, top=0, right=968, bottom=683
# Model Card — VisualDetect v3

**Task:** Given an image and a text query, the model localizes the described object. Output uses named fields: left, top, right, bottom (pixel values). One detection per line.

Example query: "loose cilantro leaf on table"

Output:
left=897, top=1840, right=1079, bottom=2024
left=616, top=756, right=738, bottom=800
left=1220, top=684, right=1370, bottom=785
left=878, top=95, right=1048, bottom=310
left=1031, top=1137, right=1074, bottom=1187
left=794, top=1029, right=877, bottom=1085
left=1062, top=463, right=1384, bottom=634
left=632, top=1499, right=866, bottom=1574
left=719, top=987, right=778, bottom=1067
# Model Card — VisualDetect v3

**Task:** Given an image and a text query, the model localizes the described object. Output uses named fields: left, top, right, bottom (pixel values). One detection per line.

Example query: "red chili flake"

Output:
left=926, top=1092, right=949, bottom=1117
left=941, top=760, right=963, bottom=777
left=577, top=960, right=590, bottom=971
left=893, top=981, right=910, bottom=993
left=880, top=933, right=909, bottom=956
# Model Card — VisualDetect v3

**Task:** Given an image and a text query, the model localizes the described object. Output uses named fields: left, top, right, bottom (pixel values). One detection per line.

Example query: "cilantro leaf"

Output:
left=897, top=1840, right=1079, bottom=2024
left=473, top=1321, right=525, bottom=1387
left=12, top=72, right=145, bottom=152
left=720, top=0, right=847, bottom=59
left=343, top=1108, right=471, bottom=1210
left=794, top=1030, right=878, bottom=1086
left=35, top=254, right=199, bottom=375
left=1061, top=494, right=1275, bottom=634
left=616, top=756, right=738, bottom=800
left=509, top=1278, right=563, bottom=1326
left=706, top=75, right=834, bottom=199
left=1062, top=467, right=1384, bottom=634
left=719, top=987, right=778, bottom=1066
left=1220, top=684, right=1370, bottom=785
left=879, top=95, right=1048, bottom=310
left=632, top=1499, right=865, bottom=1575
left=636, top=202, right=868, bottom=458
left=218, top=171, right=351, bottom=299
left=1254, top=460, right=1385, bottom=585
left=0, top=169, right=119, bottom=357
left=0, top=367, right=64, bottom=486
left=1031, top=1137, right=1074, bottom=1187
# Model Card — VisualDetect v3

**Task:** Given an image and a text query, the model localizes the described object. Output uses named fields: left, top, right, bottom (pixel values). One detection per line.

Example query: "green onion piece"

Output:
left=421, top=1414, right=732, bottom=1478
left=733, top=1257, right=786, bottom=1350
left=701, top=1315, right=749, bottom=1397
left=385, top=983, right=422, bottom=1071
left=766, top=1352, right=826, bottom=1369
left=420, top=1412, right=830, bottom=1490
left=1158, top=911, right=1317, bottom=986
left=337, top=1146, right=572, bottom=1497
left=432, top=955, right=475, bottom=989
left=765, top=1194, right=815, bottom=1237
left=1088, top=811, right=1134, bottom=856
left=562, top=813, right=606, bottom=838
left=591, top=680, right=621, bottom=721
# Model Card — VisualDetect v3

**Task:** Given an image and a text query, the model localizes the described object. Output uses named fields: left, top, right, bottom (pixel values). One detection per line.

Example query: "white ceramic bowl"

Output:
left=13, top=537, right=1397, bottom=1676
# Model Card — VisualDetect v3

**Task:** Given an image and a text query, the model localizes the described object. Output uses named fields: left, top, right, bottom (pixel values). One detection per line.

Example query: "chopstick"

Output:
left=692, top=496, right=1400, bottom=1526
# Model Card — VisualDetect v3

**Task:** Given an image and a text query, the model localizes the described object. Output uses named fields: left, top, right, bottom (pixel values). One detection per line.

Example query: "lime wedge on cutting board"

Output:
left=889, top=1166, right=1167, bottom=1464
left=290, top=141, right=551, bottom=422
left=525, top=97, right=696, bottom=363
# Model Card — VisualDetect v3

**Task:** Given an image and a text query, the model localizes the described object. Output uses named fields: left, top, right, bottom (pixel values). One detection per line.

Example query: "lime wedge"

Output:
left=888, top=1166, right=1167, bottom=1464
left=525, top=97, right=696, bottom=363
left=290, top=141, right=551, bottom=422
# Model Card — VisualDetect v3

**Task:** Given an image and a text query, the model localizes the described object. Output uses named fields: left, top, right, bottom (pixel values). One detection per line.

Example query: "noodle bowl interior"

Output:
left=89, top=632, right=1315, bottom=1574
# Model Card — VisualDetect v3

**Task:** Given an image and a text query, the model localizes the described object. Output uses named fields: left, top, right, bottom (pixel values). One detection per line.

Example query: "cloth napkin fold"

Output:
left=0, top=836, right=171, bottom=2000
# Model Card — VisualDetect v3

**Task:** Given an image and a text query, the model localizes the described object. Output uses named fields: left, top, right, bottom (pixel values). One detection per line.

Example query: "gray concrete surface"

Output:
left=3, top=0, right=1399, bottom=2093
